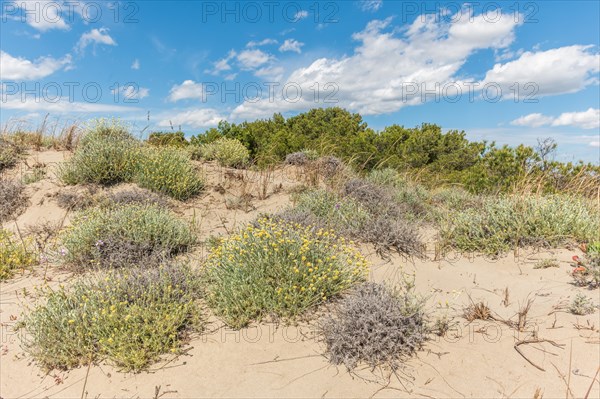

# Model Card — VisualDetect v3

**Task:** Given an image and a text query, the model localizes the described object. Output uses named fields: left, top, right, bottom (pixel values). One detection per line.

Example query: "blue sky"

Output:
left=1, top=0, right=599, bottom=163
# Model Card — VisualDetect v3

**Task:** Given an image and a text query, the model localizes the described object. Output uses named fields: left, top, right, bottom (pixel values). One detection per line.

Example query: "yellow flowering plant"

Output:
left=203, top=218, right=369, bottom=328
left=23, top=264, right=203, bottom=371
left=0, top=229, right=36, bottom=280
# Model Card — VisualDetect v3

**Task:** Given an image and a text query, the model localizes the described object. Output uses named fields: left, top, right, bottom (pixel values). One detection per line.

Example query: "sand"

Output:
left=1, top=151, right=599, bottom=398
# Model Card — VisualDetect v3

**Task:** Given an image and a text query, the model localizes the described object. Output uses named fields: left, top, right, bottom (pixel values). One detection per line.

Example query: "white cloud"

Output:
left=511, top=108, right=600, bottom=130
left=247, top=38, right=277, bottom=47
left=294, top=10, right=308, bottom=20
left=590, top=141, right=600, bottom=148
left=1, top=94, right=141, bottom=113
left=279, top=39, right=304, bottom=54
left=552, top=108, right=600, bottom=129
left=158, top=108, right=225, bottom=128
left=255, top=66, right=285, bottom=81
left=237, top=49, right=273, bottom=69
left=511, top=113, right=554, bottom=128
left=131, top=59, right=140, bottom=70
left=168, top=80, right=204, bottom=102
left=5, top=0, right=70, bottom=31
left=482, top=45, right=600, bottom=98
left=232, top=9, right=521, bottom=119
left=111, top=85, right=149, bottom=100
left=76, top=28, right=117, bottom=53
left=360, top=0, right=383, bottom=12
left=207, top=50, right=236, bottom=75
left=0, top=51, right=72, bottom=80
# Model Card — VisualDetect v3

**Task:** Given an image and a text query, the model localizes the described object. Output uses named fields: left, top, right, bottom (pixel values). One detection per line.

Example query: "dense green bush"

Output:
left=439, top=195, right=600, bottom=255
left=135, top=147, right=204, bottom=200
left=59, top=120, right=139, bottom=185
left=60, top=204, right=196, bottom=270
left=186, top=108, right=598, bottom=194
left=199, top=137, right=250, bottom=167
left=23, top=264, right=202, bottom=371
left=203, top=218, right=369, bottom=328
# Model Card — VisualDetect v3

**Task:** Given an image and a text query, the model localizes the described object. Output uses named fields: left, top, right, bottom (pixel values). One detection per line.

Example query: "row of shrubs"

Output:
left=145, top=108, right=600, bottom=196
left=59, top=120, right=204, bottom=200
left=23, top=199, right=427, bottom=373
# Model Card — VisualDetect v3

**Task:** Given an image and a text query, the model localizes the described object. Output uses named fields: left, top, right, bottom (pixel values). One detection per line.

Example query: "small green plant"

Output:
left=203, top=218, right=369, bottom=328
left=534, top=258, right=559, bottom=269
left=22, top=164, right=46, bottom=184
left=0, top=229, right=36, bottom=280
left=320, top=281, right=428, bottom=371
left=59, top=204, right=196, bottom=270
left=58, top=119, right=139, bottom=185
left=569, top=293, right=595, bottom=315
left=200, top=137, right=250, bottom=168
left=135, top=147, right=204, bottom=200
left=23, top=264, right=202, bottom=371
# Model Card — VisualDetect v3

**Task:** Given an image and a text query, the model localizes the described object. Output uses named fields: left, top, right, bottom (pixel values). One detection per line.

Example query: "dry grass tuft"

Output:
left=0, top=179, right=26, bottom=222
left=463, top=301, right=492, bottom=322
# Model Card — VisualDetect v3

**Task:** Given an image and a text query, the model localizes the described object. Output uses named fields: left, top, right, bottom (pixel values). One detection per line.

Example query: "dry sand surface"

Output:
left=1, top=151, right=599, bottom=398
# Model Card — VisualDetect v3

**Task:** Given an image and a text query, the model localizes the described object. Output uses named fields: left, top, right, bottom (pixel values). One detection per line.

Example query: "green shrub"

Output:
left=59, top=120, right=139, bottom=185
left=0, top=229, right=36, bottom=280
left=59, top=204, right=196, bottom=270
left=135, top=147, right=204, bottom=200
left=148, top=131, right=188, bottom=147
left=279, top=185, right=423, bottom=258
left=23, top=264, right=202, bottom=371
left=203, top=218, right=369, bottom=328
left=440, top=195, right=600, bottom=255
left=289, top=189, right=370, bottom=233
left=201, top=137, right=250, bottom=167
left=569, top=293, right=595, bottom=315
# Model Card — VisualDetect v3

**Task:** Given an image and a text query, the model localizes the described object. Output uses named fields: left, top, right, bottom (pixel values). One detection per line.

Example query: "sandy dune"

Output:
left=1, top=151, right=598, bottom=398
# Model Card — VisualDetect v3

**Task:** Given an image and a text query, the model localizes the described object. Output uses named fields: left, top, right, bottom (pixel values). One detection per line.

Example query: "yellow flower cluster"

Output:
left=0, top=229, right=36, bottom=280
left=205, top=218, right=369, bottom=326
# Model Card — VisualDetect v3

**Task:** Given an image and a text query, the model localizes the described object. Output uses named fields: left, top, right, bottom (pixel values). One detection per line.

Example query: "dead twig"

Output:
left=514, top=339, right=565, bottom=371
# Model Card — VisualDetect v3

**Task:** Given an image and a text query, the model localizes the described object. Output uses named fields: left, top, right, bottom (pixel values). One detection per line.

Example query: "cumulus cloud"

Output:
left=511, top=113, right=554, bottom=128
left=482, top=45, right=600, bottom=98
left=168, top=80, right=204, bottom=102
left=237, top=49, right=273, bottom=69
left=76, top=28, right=117, bottom=53
left=157, top=108, right=225, bottom=128
left=232, top=8, right=521, bottom=119
left=511, top=108, right=600, bottom=130
left=0, top=51, right=72, bottom=80
left=551, top=108, right=600, bottom=129
left=279, top=39, right=304, bottom=54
